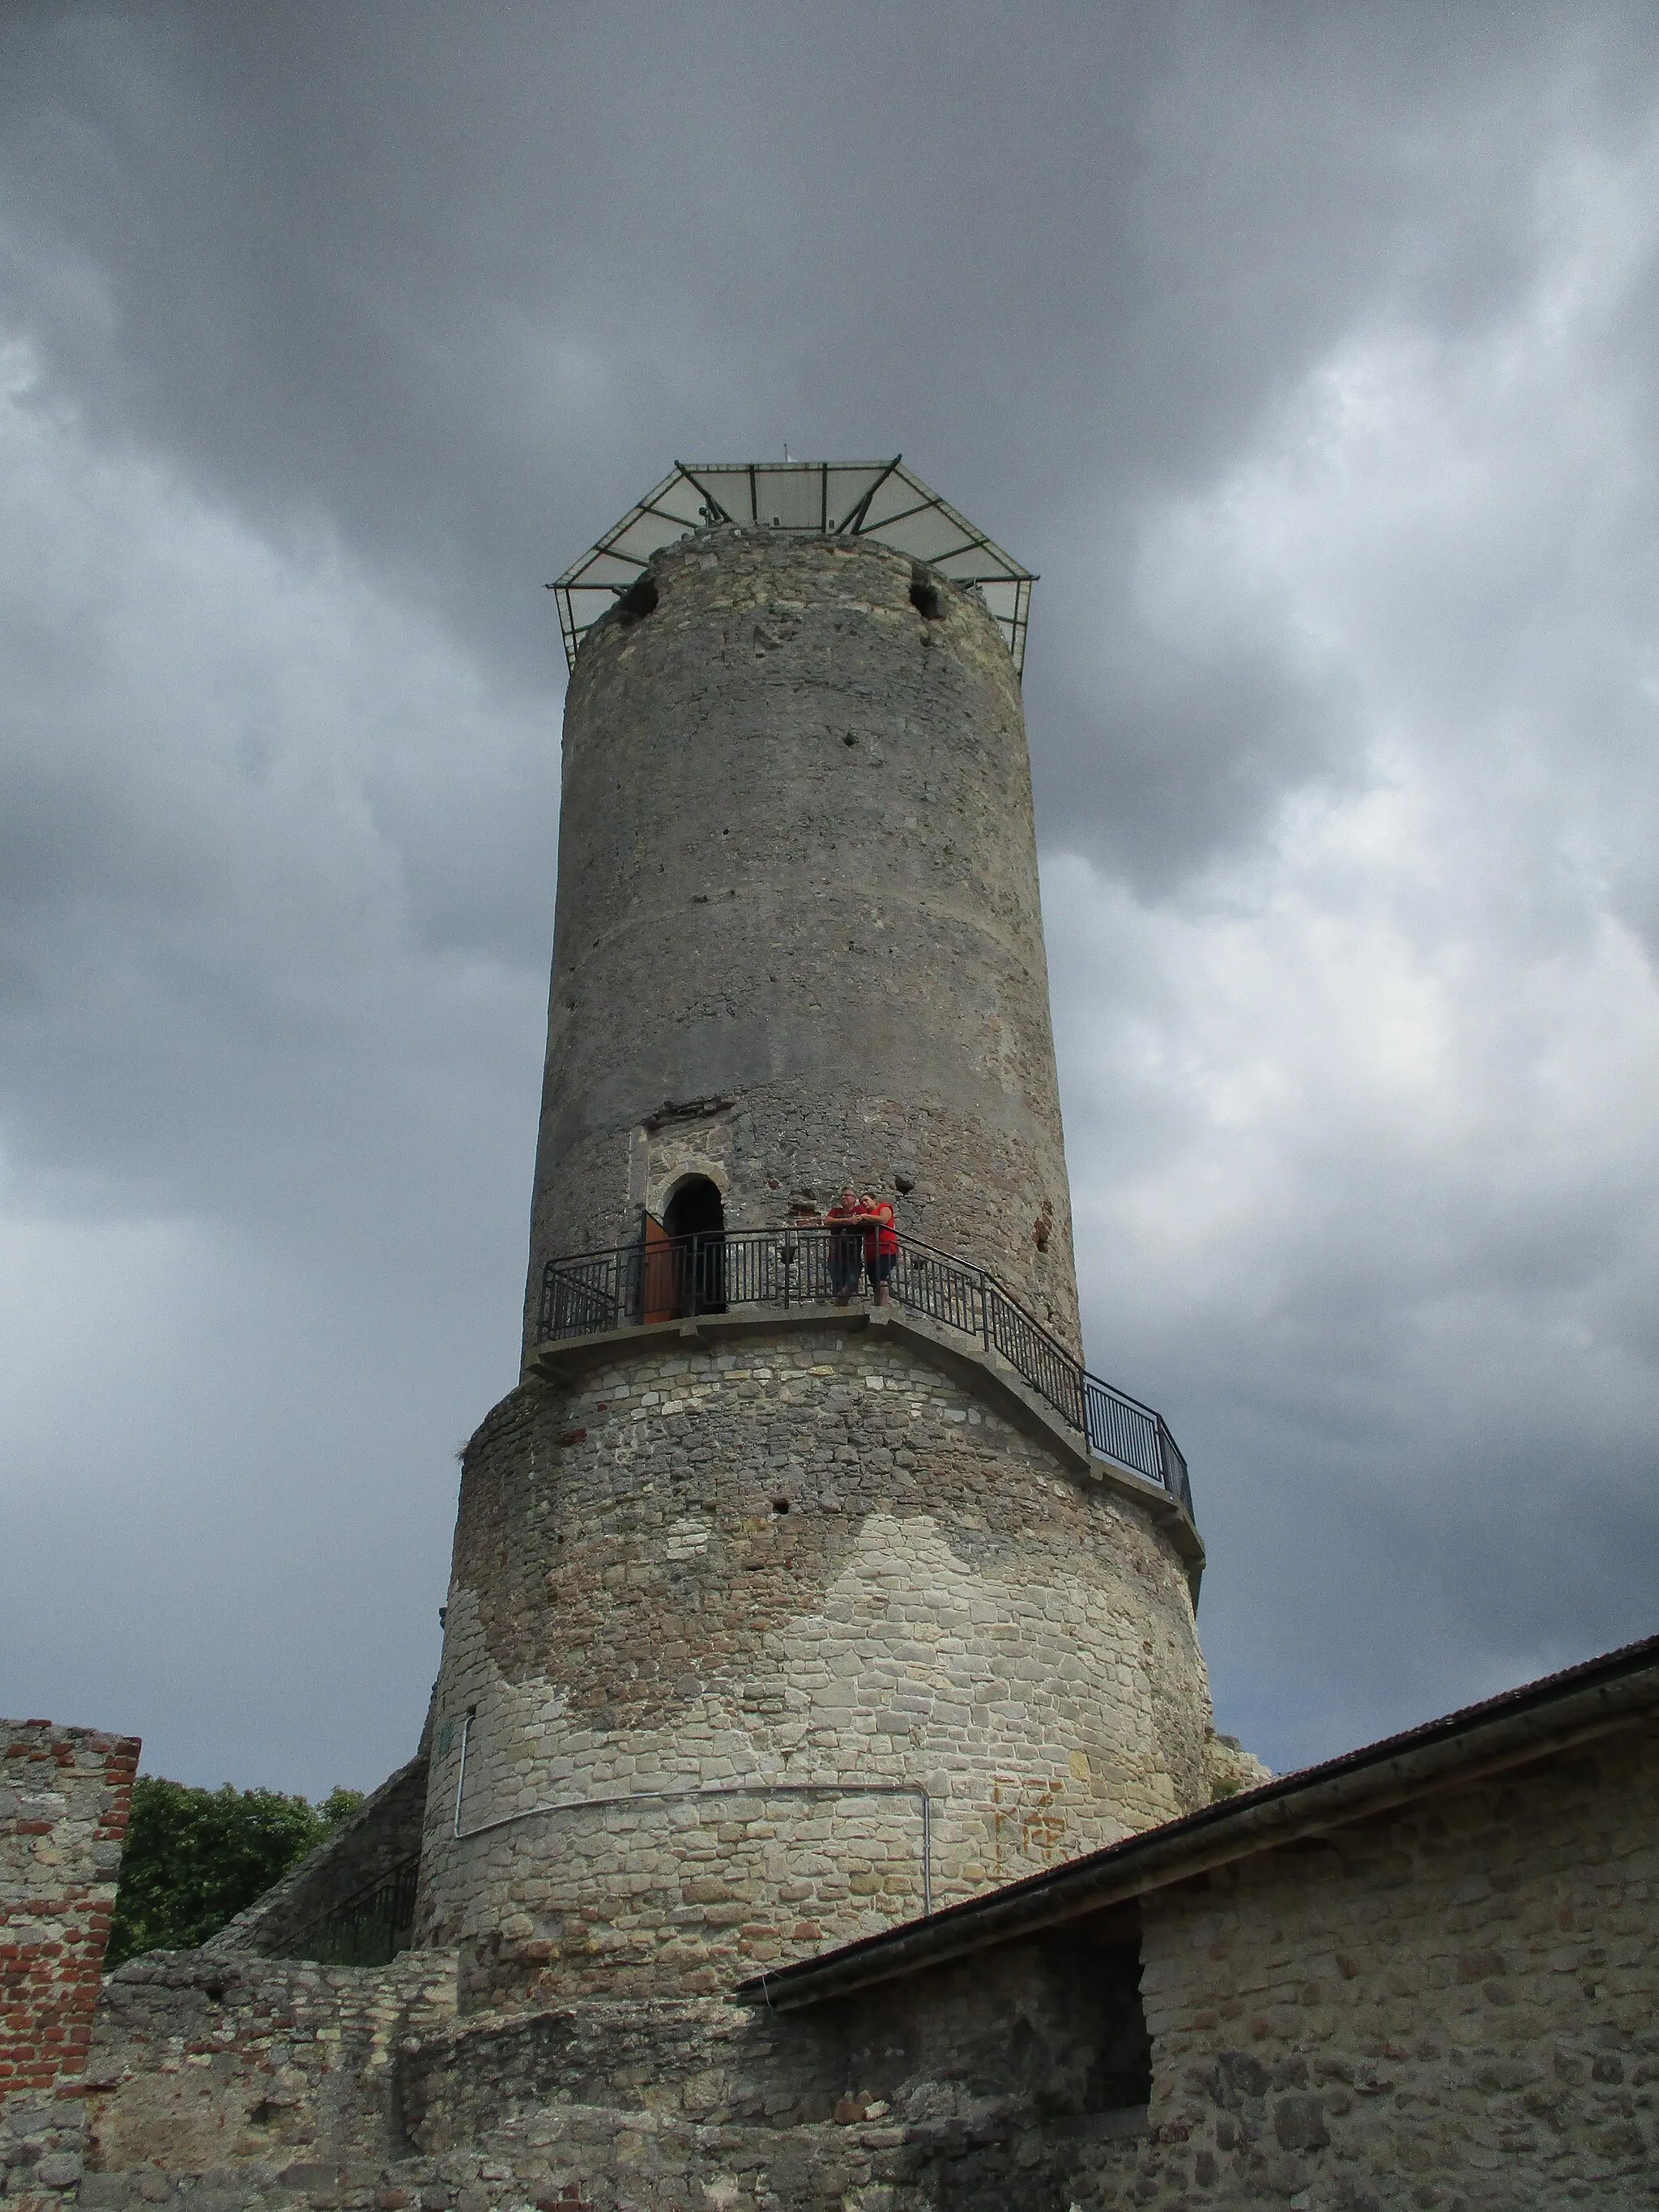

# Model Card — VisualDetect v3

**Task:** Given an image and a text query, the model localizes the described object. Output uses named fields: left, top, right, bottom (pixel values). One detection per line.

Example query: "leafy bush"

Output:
left=106, top=1777, right=364, bottom=1968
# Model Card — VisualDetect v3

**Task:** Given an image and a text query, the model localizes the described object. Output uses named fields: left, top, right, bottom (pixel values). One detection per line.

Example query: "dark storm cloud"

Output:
left=2, top=2, right=1657, bottom=1789
left=6, top=3, right=1639, bottom=716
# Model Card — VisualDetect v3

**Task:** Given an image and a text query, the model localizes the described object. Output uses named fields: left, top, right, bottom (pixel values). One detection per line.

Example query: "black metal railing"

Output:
left=537, top=1226, right=1194, bottom=1519
left=279, top=1855, right=420, bottom=1967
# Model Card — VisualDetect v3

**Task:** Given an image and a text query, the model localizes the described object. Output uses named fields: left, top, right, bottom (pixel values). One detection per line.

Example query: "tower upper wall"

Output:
left=527, top=526, right=1079, bottom=1351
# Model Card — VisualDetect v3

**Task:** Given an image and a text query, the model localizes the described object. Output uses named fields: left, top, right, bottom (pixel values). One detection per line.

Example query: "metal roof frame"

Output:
left=550, top=458, right=1035, bottom=676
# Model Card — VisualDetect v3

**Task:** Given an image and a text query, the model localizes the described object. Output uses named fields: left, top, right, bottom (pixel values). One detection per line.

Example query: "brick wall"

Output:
left=1, top=1719, right=139, bottom=2206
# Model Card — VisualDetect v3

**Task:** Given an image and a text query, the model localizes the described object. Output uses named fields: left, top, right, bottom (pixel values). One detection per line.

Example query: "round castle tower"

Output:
left=416, top=464, right=1218, bottom=2010
left=527, top=516, right=1078, bottom=1349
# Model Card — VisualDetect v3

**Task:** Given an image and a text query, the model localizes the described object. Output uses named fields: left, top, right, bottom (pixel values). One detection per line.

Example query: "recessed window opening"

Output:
left=910, top=565, right=945, bottom=620
left=616, top=575, right=659, bottom=622
left=663, top=1174, right=727, bottom=1314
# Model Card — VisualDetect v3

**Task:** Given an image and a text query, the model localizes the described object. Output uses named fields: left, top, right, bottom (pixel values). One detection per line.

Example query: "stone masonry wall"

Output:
left=76, top=1935, right=1150, bottom=2212
left=417, top=1317, right=1212, bottom=2010
left=1127, top=1717, right=1659, bottom=2206
left=1, top=1720, right=139, bottom=2210
left=65, top=1706, right=1657, bottom=2210
left=79, top=1946, right=457, bottom=2198
left=527, top=526, right=1081, bottom=1350
left=401, top=1926, right=1151, bottom=2146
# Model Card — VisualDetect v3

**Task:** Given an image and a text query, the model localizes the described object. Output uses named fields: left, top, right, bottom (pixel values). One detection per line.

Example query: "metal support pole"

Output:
left=450, top=1709, right=474, bottom=1839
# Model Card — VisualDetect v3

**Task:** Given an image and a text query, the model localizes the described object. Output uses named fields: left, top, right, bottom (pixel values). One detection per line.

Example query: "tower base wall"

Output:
left=416, top=1314, right=1213, bottom=2009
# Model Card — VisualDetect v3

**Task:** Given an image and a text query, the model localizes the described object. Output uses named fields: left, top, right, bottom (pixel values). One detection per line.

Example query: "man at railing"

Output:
left=821, top=1188, right=864, bottom=1307
left=858, top=1191, right=898, bottom=1308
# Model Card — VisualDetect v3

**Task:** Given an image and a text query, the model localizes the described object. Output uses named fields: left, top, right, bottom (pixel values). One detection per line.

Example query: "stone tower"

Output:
left=415, top=462, right=1215, bottom=2010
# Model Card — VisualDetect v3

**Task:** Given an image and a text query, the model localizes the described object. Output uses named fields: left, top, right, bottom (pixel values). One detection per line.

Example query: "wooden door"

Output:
left=641, top=1212, right=676, bottom=1325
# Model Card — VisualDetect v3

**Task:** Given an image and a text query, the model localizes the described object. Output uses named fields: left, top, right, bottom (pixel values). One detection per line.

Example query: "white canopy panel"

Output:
left=551, top=458, right=1035, bottom=676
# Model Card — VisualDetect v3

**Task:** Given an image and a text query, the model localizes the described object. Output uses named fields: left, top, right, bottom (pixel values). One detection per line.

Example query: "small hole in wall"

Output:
left=910, top=566, right=945, bottom=620
left=843, top=732, right=858, bottom=746
left=772, top=1498, right=791, bottom=1515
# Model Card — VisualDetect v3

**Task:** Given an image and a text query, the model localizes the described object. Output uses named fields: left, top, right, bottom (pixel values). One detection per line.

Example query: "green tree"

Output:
left=106, top=1776, right=364, bottom=1969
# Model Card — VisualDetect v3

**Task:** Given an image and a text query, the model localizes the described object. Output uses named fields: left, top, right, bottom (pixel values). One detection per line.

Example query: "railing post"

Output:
left=980, top=1272, right=992, bottom=1354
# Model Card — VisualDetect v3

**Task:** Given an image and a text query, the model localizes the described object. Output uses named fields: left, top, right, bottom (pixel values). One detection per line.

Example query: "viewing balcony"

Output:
left=536, top=1225, right=1195, bottom=1524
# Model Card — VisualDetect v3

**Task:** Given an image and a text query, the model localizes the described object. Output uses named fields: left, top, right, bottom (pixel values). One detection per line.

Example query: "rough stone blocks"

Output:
left=418, top=1320, right=1213, bottom=2007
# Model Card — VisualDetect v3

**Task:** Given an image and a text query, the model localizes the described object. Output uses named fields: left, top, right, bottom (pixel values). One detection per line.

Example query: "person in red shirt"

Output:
left=858, top=1192, right=898, bottom=1306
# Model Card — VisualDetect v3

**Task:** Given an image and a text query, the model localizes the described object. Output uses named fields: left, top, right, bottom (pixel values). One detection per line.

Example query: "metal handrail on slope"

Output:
left=273, top=1855, right=420, bottom=1967
left=535, top=1225, right=1194, bottom=1521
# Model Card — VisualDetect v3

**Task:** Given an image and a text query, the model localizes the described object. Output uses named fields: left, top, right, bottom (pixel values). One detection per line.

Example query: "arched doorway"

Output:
left=663, top=1174, right=726, bottom=1315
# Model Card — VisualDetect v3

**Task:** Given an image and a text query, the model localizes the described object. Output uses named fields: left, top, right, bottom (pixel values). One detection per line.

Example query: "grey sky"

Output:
left=2, top=2, right=1657, bottom=1794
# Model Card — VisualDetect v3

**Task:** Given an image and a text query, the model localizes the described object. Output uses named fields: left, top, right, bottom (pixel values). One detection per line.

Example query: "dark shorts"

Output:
left=868, top=1251, right=896, bottom=1284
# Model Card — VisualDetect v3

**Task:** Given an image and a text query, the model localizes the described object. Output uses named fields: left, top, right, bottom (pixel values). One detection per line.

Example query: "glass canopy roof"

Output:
left=550, top=458, right=1035, bottom=676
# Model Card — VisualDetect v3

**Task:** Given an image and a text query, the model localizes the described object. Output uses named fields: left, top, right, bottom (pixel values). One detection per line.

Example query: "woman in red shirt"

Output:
left=858, top=1193, right=899, bottom=1306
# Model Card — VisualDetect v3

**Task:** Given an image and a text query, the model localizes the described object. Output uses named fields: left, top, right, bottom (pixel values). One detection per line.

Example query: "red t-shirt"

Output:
left=859, top=1200, right=898, bottom=1256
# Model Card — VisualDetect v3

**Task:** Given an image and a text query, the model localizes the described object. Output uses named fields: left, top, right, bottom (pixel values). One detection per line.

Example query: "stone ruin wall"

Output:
left=1, top=1720, right=138, bottom=2210
left=56, top=1705, right=1659, bottom=2211
left=526, top=526, right=1081, bottom=1350
left=1123, top=1713, right=1659, bottom=2206
left=77, top=1950, right=456, bottom=2195
left=416, top=1315, right=1212, bottom=2011
left=74, top=1936, right=1137, bottom=2212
